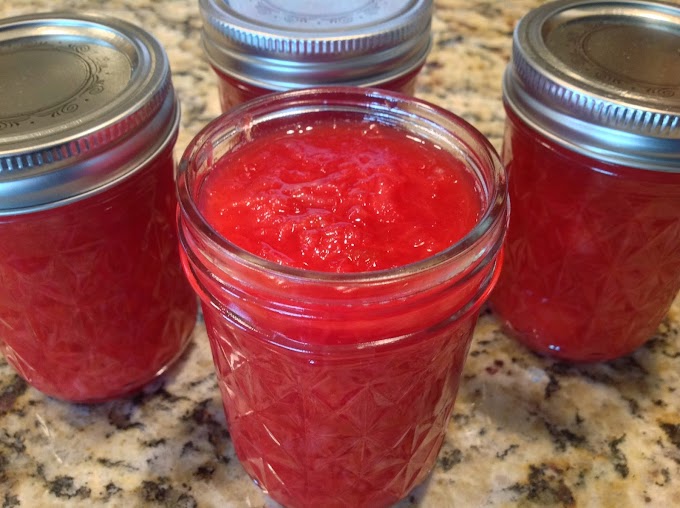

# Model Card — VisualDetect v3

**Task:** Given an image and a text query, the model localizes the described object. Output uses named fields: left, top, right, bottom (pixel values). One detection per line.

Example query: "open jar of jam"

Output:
left=177, top=87, right=507, bottom=507
left=199, top=0, right=432, bottom=111
left=490, top=0, right=680, bottom=362
left=0, top=12, right=197, bottom=402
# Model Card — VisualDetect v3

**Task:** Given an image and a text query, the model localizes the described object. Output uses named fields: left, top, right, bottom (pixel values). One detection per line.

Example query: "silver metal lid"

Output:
left=199, top=0, right=432, bottom=90
left=0, top=12, right=178, bottom=213
left=504, top=0, right=680, bottom=172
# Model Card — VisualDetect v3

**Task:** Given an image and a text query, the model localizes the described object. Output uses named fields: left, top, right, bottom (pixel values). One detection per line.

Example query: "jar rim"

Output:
left=177, top=86, right=507, bottom=284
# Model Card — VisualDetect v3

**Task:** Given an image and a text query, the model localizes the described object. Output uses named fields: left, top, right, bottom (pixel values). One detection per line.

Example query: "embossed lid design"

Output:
left=0, top=12, right=178, bottom=213
left=505, top=0, right=680, bottom=172
left=199, top=0, right=432, bottom=89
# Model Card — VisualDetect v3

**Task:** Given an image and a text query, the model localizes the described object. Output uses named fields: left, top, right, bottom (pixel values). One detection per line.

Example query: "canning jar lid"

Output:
left=199, top=0, right=433, bottom=90
left=505, top=0, right=680, bottom=172
left=0, top=12, right=178, bottom=214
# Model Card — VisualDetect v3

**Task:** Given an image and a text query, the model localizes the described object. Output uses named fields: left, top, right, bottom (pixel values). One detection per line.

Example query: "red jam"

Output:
left=178, top=89, right=506, bottom=508
left=0, top=147, right=197, bottom=402
left=490, top=109, right=680, bottom=362
left=201, top=300, right=477, bottom=508
left=198, top=120, right=481, bottom=275
left=213, top=66, right=423, bottom=112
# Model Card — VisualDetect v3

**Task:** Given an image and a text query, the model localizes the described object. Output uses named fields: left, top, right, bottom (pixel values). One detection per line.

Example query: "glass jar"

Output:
left=490, top=0, right=680, bottom=362
left=199, top=0, right=432, bottom=111
left=0, top=13, right=197, bottom=402
left=177, top=87, right=507, bottom=508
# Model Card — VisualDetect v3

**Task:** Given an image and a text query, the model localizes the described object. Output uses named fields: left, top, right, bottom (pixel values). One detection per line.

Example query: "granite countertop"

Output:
left=2, top=1, right=680, bottom=507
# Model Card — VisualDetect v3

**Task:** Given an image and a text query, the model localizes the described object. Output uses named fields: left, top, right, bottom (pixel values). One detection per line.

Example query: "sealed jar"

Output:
left=490, top=0, right=680, bottom=362
left=0, top=12, right=198, bottom=402
left=177, top=87, right=507, bottom=507
left=199, top=0, right=432, bottom=111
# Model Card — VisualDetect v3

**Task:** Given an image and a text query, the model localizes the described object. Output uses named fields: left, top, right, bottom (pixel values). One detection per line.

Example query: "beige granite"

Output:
left=2, top=1, right=680, bottom=507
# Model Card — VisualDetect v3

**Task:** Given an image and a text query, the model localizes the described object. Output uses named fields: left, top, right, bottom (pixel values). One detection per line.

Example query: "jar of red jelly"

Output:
left=199, top=0, right=433, bottom=111
left=0, top=12, right=197, bottom=402
left=177, top=87, right=507, bottom=508
left=490, top=0, right=680, bottom=362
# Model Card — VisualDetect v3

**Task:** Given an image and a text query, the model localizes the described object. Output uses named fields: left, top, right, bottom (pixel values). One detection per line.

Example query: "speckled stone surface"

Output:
left=2, top=1, right=680, bottom=507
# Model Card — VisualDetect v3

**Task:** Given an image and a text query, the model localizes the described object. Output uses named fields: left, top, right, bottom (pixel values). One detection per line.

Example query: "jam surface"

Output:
left=199, top=120, right=482, bottom=272
left=490, top=110, right=680, bottom=361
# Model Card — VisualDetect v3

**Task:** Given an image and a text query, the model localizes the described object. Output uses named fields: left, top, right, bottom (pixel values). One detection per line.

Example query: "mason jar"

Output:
left=0, top=12, right=197, bottom=402
left=177, top=87, right=507, bottom=507
left=199, top=0, right=433, bottom=110
left=490, top=0, right=680, bottom=362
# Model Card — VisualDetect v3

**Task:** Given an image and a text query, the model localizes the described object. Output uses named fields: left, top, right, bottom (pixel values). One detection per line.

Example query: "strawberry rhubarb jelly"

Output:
left=490, top=0, right=680, bottom=362
left=199, top=0, right=432, bottom=110
left=177, top=88, right=508, bottom=507
left=198, top=121, right=482, bottom=274
left=0, top=13, right=197, bottom=402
